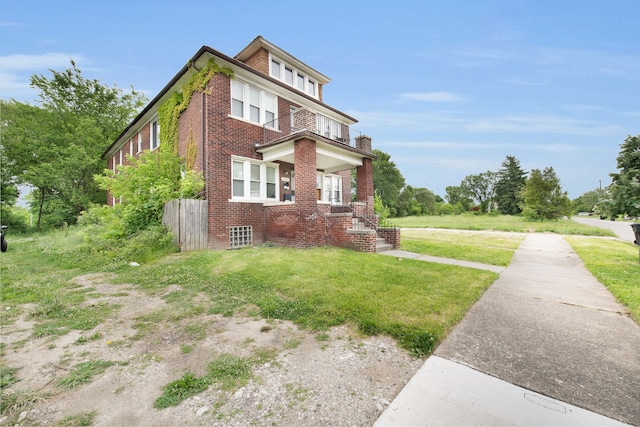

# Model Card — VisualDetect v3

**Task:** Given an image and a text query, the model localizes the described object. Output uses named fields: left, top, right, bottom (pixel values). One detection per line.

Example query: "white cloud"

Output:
left=351, top=109, right=623, bottom=137
left=375, top=139, right=579, bottom=154
left=465, top=115, right=623, bottom=136
left=0, top=52, right=83, bottom=71
left=401, top=91, right=467, bottom=102
left=501, top=77, right=548, bottom=86
left=0, top=52, right=86, bottom=101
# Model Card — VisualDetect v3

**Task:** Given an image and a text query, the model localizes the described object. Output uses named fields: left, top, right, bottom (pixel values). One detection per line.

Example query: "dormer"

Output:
left=235, top=36, right=330, bottom=102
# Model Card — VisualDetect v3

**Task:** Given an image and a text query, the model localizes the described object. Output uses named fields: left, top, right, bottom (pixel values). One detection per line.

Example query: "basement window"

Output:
left=229, top=226, right=252, bottom=249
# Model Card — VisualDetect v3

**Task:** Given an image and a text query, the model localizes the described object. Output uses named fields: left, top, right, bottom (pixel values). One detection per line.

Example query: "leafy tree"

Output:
left=0, top=61, right=146, bottom=230
left=396, top=185, right=417, bottom=217
left=373, top=192, right=390, bottom=219
left=593, top=188, right=618, bottom=219
left=395, top=186, right=438, bottom=217
left=494, top=155, right=526, bottom=215
left=461, top=171, right=497, bottom=213
left=0, top=134, right=20, bottom=224
left=520, top=167, right=571, bottom=220
left=372, top=149, right=405, bottom=216
left=414, top=187, right=437, bottom=214
left=445, top=185, right=472, bottom=211
left=610, top=134, right=640, bottom=217
left=572, top=188, right=607, bottom=214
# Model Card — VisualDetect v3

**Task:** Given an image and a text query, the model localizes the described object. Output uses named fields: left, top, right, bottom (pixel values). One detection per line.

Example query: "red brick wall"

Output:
left=242, top=47, right=269, bottom=75
left=265, top=204, right=297, bottom=246
left=378, top=228, right=401, bottom=249
left=203, top=73, right=267, bottom=249
left=177, top=91, right=204, bottom=173
left=337, top=169, right=352, bottom=203
left=356, top=158, right=374, bottom=213
left=292, top=137, right=325, bottom=248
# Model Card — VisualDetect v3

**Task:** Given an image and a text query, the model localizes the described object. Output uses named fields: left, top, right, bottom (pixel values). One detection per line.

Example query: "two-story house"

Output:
left=102, top=36, right=399, bottom=252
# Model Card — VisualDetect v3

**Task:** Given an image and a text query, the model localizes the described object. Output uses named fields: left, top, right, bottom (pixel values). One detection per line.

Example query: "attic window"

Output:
left=270, top=55, right=318, bottom=99
left=271, top=59, right=281, bottom=79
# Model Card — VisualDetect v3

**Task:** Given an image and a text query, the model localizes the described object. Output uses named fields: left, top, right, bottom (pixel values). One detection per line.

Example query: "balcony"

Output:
left=262, top=107, right=359, bottom=148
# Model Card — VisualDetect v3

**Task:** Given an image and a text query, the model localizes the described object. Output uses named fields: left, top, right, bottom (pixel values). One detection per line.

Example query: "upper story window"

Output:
left=231, top=80, right=277, bottom=127
left=285, top=67, right=294, bottom=85
left=270, top=55, right=318, bottom=98
left=150, top=119, right=160, bottom=151
left=137, top=132, right=142, bottom=153
left=271, top=59, right=281, bottom=79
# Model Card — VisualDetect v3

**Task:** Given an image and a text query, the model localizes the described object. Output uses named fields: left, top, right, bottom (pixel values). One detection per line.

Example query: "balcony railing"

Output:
left=262, top=109, right=360, bottom=148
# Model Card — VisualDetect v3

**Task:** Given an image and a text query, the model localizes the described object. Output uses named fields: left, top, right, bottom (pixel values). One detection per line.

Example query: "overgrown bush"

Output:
left=94, top=147, right=204, bottom=237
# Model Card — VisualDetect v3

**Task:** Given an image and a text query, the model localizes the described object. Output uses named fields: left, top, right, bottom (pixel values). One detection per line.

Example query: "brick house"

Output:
left=102, top=36, right=399, bottom=252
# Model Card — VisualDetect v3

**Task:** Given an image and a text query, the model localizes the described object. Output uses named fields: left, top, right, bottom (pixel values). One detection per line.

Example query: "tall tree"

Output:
left=572, top=188, right=607, bottom=214
left=494, top=155, right=527, bottom=215
left=0, top=132, right=21, bottom=227
left=395, top=186, right=437, bottom=217
left=520, top=167, right=571, bottom=220
left=1, top=61, right=146, bottom=229
left=610, top=134, right=640, bottom=217
left=461, top=171, right=497, bottom=213
left=372, top=149, right=405, bottom=217
left=445, top=185, right=472, bottom=211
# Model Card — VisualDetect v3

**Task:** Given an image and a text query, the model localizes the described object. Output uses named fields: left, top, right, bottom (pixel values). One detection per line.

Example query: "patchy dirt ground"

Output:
left=1, top=273, right=424, bottom=426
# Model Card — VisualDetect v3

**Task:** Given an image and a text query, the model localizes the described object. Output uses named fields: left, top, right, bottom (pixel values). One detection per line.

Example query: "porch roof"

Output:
left=255, top=130, right=375, bottom=173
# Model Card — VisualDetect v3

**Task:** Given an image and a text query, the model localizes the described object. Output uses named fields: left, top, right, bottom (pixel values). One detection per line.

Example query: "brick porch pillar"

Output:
left=293, top=137, right=322, bottom=247
left=357, top=157, right=374, bottom=215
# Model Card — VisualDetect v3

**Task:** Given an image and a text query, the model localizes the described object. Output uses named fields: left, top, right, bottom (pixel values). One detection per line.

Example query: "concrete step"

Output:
left=376, top=237, right=393, bottom=252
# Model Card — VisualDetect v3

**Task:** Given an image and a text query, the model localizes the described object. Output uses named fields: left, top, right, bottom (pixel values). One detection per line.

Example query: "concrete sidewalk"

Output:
left=376, top=233, right=640, bottom=426
left=381, top=249, right=505, bottom=273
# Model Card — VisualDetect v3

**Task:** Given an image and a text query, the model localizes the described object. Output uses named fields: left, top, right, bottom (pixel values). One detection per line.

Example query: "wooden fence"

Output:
left=162, top=199, right=208, bottom=252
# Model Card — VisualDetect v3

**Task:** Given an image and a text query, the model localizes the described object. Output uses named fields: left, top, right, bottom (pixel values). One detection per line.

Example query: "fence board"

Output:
left=162, top=199, right=208, bottom=251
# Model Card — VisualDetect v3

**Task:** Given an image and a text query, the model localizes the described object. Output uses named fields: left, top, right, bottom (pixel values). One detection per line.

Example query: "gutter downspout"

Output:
left=202, top=91, right=207, bottom=200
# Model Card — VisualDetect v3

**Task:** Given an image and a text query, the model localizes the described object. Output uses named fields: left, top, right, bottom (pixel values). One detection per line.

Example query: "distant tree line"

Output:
left=372, top=151, right=573, bottom=220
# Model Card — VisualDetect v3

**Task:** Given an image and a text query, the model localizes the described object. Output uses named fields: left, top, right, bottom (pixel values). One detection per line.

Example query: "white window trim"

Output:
left=230, top=156, right=279, bottom=202
left=150, top=119, right=160, bottom=151
left=269, top=54, right=318, bottom=98
left=229, top=79, right=278, bottom=128
left=137, top=132, right=142, bottom=154
left=316, top=173, right=342, bottom=205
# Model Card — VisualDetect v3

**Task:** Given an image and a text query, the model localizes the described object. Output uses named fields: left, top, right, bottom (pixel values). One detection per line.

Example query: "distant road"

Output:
left=571, top=216, right=638, bottom=243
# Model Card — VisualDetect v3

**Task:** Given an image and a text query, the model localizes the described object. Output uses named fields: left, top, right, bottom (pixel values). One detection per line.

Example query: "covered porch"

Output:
left=256, top=125, right=397, bottom=252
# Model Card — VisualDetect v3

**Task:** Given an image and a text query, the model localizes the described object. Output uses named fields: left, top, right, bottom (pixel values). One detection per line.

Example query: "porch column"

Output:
left=293, top=137, right=322, bottom=247
left=294, top=137, right=317, bottom=208
left=357, top=157, right=375, bottom=215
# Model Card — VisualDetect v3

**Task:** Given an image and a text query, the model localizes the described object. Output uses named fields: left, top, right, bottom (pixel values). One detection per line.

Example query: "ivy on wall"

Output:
left=158, top=58, right=234, bottom=154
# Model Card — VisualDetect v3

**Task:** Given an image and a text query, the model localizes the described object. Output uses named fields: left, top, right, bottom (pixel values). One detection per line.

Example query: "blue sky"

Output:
left=2, top=0, right=638, bottom=199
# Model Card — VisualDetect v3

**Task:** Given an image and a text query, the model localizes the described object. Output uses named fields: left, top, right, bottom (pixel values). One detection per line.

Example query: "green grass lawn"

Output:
left=565, top=236, right=640, bottom=323
left=401, top=229, right=524, bottom=266
left=390, top=214, right=616, bottom=236
left=1, top=228, right=498, bottom=357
